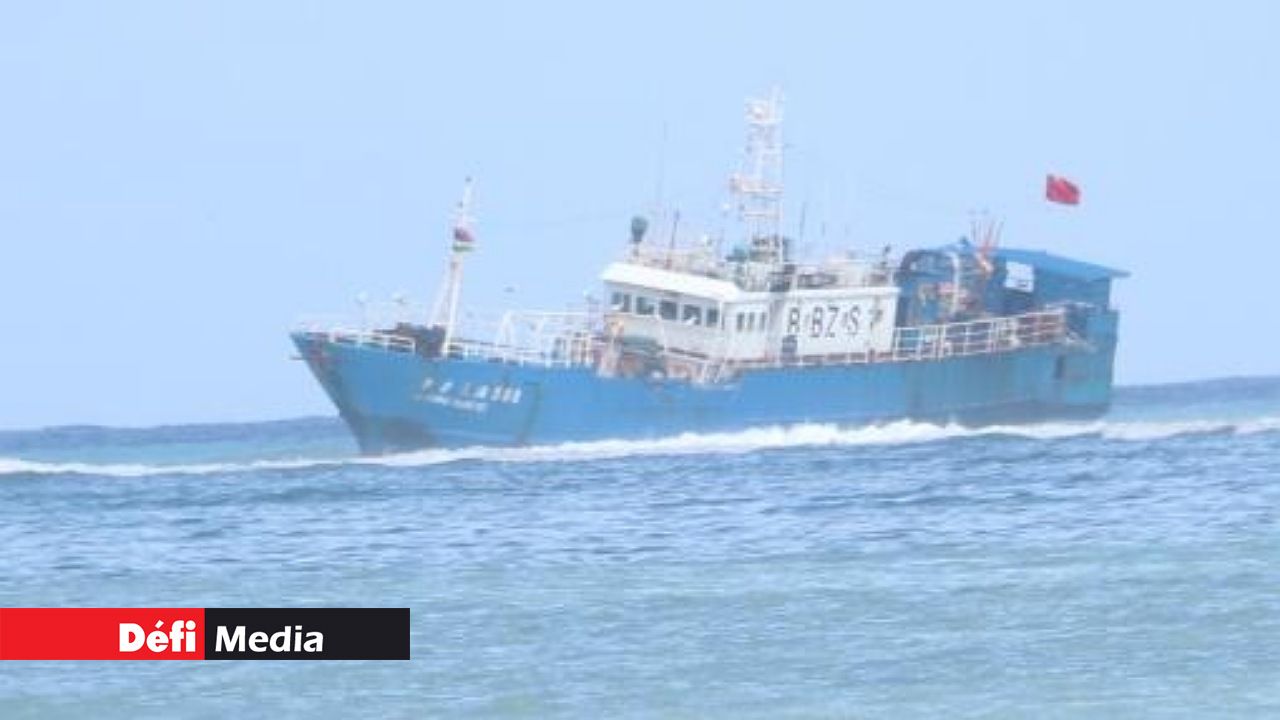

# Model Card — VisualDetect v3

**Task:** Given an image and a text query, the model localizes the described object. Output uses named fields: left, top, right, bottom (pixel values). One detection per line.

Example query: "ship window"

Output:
left=759, top=313, right=768, bottom=331
left=682, top=305, right=702, bottom=325
left=746, top=313, right=756, bottom=331
left=736, top=312, right=745, bottom=331
left=611, top=292, right=631, bottom=313
left=707, top=308, right=720, bottom=328
left=659, top=300, right=678, bottom=321
left=635, top=296, right=656, bottom=316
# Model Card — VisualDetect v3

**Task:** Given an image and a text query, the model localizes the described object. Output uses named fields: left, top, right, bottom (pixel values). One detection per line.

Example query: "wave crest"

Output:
left=2, top=415, right=1277, bottom=479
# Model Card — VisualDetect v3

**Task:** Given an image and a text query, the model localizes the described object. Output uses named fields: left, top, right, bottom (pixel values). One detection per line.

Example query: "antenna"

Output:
left=355, top=291, right=370, bottom=330
left=429, top=178, right=477, bottom=353
left=970, top=210, right=1003, bottom=274
left=653, top=122, right=668, bottom=219
left=666, top=210, right=681, bottom=268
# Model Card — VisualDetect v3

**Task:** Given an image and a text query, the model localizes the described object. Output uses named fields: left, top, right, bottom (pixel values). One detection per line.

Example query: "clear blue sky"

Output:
left=1, top=1, right=1276, bottom=428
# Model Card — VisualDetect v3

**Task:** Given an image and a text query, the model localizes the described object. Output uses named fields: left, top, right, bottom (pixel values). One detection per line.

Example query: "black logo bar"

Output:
left=204, top=608, right=409, bottom=660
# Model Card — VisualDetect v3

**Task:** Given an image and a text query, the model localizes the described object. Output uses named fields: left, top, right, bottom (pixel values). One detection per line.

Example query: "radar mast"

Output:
left=729, top=87, right=785, bottom=263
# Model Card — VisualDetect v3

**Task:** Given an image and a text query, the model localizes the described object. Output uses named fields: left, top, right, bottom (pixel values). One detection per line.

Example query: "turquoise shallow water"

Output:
left=0, top=377, right=1277, bottom=718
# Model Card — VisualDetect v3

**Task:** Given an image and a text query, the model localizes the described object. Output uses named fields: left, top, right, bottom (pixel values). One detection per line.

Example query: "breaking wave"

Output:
left=2, top=415, right=1278, bottom=479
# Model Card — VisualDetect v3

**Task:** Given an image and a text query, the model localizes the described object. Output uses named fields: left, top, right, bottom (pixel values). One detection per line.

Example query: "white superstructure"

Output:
left=599, top=90, right=902, bottom=368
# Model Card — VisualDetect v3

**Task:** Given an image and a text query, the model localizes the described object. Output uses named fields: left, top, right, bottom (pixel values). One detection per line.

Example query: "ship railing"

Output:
left=629, top=245, right=725, bottom=276
left=297, top=300, right=431, bottom=332
left=707, top=307, right=1070, bottom=376
left=628, top=246, right=902, bottom=291
left=888, top=308, right=1068, bottom=361
left=298, top=304, right=1071, bottom=373
left=446, top=310, right=598, bottom=367
left=295, top=323, right=419, bottom=354
left=296, top=304, right=600, bottom=366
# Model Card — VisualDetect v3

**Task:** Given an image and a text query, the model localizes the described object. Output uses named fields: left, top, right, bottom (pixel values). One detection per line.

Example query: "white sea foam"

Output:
left=1, top=415, right=1277, bottom=478
left=0, top=456, right=345, bottom=479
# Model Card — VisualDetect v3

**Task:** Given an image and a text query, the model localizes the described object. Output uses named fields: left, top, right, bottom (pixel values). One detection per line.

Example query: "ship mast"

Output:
left=729, top=87, right=785, bottom=263
left=430, top=178, right=476, bottom=352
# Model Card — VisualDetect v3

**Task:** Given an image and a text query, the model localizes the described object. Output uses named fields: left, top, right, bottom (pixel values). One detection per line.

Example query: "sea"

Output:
left=0, top=376, right=1277, bottom=718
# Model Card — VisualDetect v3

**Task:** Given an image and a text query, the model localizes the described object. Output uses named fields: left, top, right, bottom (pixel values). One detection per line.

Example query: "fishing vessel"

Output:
left=293, top=92, right=1126, bottom=453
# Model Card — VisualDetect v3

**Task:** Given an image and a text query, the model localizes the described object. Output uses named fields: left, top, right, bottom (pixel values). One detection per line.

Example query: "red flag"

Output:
left=452, top=224, right=475, bottom=252
left=1046, top=174, right=1081, bottom=205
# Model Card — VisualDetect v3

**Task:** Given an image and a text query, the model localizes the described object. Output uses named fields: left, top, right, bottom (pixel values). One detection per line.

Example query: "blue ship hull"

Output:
left=292, top=312, right=1118, bottom=453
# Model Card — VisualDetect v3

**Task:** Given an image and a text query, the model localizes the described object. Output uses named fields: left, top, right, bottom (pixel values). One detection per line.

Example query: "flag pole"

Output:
left=430, top=178, right=476, bottom=355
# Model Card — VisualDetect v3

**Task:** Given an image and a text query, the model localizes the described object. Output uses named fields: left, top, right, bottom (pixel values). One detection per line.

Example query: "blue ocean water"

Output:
left=0, top=377, right=1277, bottom=718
